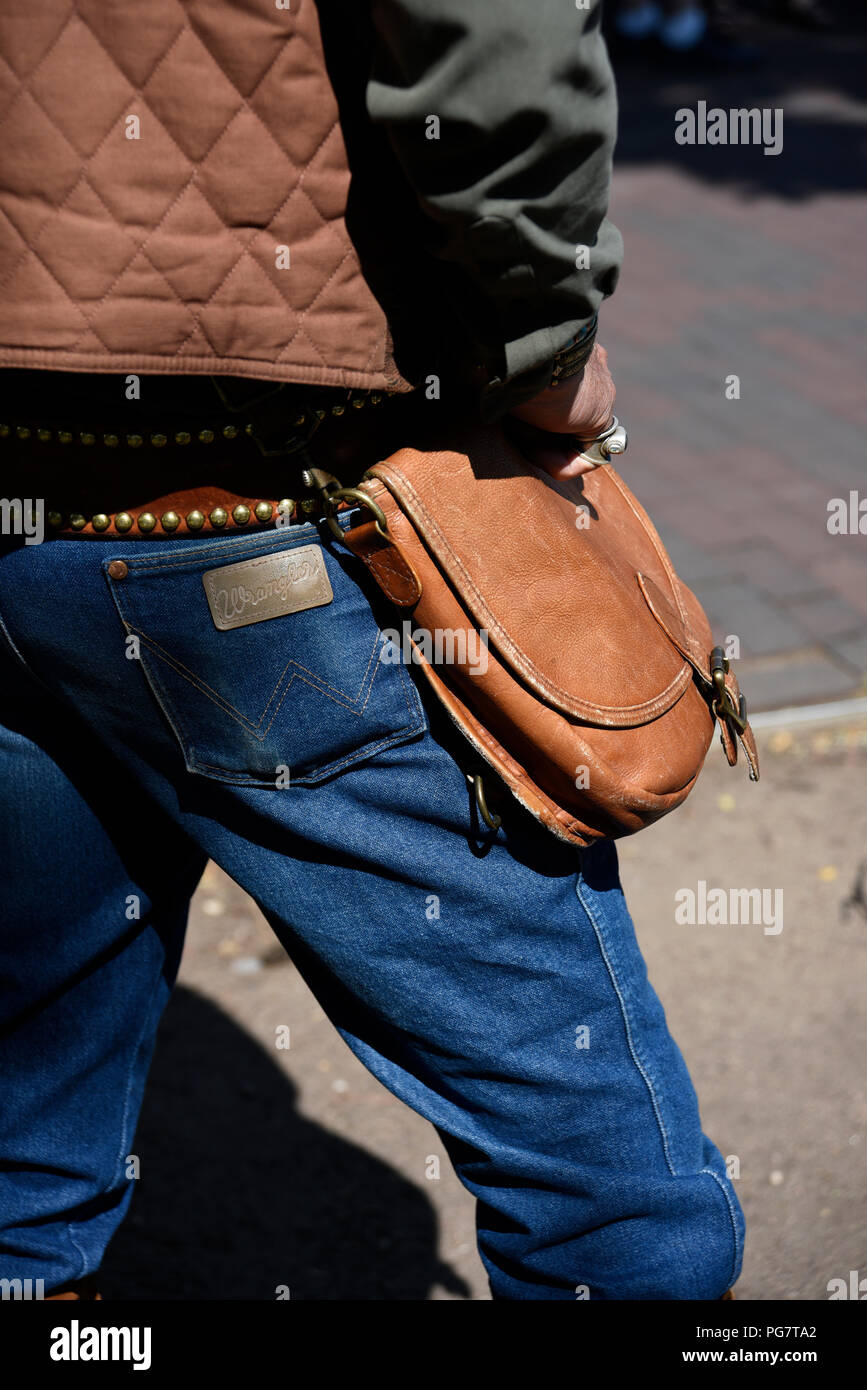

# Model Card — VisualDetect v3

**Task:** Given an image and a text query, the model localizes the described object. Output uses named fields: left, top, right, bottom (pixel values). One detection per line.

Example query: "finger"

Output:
left=524, top=439, right=601, bottom=480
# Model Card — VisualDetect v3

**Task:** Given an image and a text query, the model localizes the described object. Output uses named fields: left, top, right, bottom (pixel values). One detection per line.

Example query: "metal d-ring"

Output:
left=469, top=773, right=502, bottom=831
left=324, top=486, right=389, bottom=543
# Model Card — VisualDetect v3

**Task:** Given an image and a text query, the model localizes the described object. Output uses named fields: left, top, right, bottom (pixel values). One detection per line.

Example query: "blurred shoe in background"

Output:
left=611, top=0, right=765, bottom=66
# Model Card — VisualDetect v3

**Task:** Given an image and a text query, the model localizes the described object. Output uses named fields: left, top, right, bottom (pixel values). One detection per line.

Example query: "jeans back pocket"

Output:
left=104, top=526, right=426, bottom=786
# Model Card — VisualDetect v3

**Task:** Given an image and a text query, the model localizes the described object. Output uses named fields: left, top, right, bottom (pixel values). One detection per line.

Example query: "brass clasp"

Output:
left=710, top=646, right=748, bottom=735
left=299, top=466, right=390, bottom=544
left=323, top=486, right=389, bottom=544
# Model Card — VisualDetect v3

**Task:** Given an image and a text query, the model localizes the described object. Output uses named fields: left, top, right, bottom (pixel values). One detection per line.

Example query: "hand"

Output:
left=507, top=341, right=616, bottom=479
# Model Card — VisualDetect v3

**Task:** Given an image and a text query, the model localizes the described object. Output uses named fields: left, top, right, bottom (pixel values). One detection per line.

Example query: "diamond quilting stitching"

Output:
left=0, top=2, right=76, bottom=83
left=178, top=116, right=347, bottom=360
left=0, top=7, right=190, bottom=351
left=28, top=14, right=137, bottom=159
left=0, top=0, right=388, bottom=378
left=67, top=11, right=344, bottom=360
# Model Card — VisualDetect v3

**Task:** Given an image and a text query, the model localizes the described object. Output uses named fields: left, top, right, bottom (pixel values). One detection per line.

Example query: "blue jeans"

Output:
left=0, top=517, right=743, bottom=1299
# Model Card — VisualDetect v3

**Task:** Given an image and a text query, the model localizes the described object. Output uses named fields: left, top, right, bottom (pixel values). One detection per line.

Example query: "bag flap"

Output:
left=363, top=425, right=705, bottom=728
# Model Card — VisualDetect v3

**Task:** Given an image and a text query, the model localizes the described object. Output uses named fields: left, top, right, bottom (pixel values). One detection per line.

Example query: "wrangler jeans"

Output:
left=0, top=517, right=744, bottom=1299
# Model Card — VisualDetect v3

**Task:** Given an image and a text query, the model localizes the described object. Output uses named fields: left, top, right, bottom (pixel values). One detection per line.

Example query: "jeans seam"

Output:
left=64, top=967, right=165, bottom=1281
left=699, top=1165, right=742, bottom=1290
left=0, top=602, right=50, bottom=688
left=191, top=719, right=427, bottom=782
left=62, top=1223, right=89, bottom=1285
left=574, top=874, right=678, bottom=1177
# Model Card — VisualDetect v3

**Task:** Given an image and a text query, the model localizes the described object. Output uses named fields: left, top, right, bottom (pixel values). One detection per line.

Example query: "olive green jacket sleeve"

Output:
left=366, top=0, right=623, bottom=418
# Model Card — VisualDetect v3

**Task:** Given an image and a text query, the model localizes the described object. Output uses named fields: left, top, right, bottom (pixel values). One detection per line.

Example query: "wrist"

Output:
left=547, top=317, right=598, bottom=389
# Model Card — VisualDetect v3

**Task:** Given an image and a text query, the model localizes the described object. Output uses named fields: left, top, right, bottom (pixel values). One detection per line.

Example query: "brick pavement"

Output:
left=604, top=14, right=867, bottom=710
left=95, top=10, right=867, bottom=1306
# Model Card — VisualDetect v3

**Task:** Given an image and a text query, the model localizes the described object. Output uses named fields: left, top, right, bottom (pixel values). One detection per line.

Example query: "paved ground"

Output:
left=100, top=717, right=867, bottom=1301
left=98, top=8, right=867, bottom=1301
left=605, top=6, right=867, bottom=710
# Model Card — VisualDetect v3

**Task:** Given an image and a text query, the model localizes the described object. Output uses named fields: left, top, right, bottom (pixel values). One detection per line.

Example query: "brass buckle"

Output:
left=710, top=646, right=748, bottom=735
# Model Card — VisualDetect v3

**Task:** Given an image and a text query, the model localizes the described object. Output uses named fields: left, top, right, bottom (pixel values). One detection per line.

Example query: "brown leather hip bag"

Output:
left=329, top=422, right=759, bottom=847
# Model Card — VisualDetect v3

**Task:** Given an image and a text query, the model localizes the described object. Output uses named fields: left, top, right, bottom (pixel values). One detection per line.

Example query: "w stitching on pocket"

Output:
left=104, top=528, right=426, bottom=782
left=117, top=619, right=386, bottom=742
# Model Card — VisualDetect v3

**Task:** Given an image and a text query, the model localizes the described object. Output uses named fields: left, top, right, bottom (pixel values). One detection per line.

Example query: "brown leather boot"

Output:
left=722, top=1289, right=736, bottom=1300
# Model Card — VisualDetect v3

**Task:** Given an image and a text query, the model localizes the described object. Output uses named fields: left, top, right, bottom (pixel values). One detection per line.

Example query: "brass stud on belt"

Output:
left=209, top=506, right=228, bottom=528
left=186, top=509, right=205, bottom=531
left=138, top=512, right=156, bottom=533
left=47, top=511, right=63, bottom=529
left=277, top=498, right=294, bottom=523
left=69, top=513, right=87, bottom=530
left=91, top=513, right=110, bottom=532
left=232, top=503, right=251, bottom=526
left=115, top=512, right=133, bottom=533
left=161, top=511, right=180, bottom=532
left=2, top=392, right=390, bottom=460
left=254, top=501, right=273, bottom=523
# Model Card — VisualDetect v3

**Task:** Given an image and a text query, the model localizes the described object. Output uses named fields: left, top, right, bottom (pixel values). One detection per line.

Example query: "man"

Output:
left=0, top=0, right=742, bottom=1299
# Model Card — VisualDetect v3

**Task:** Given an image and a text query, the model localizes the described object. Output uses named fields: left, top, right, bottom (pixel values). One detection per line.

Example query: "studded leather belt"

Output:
left=45, top=489, right=323, bottom=538
left=12, top=467, right=342, bottom=539
left=0, top=382, right=431, bottom=539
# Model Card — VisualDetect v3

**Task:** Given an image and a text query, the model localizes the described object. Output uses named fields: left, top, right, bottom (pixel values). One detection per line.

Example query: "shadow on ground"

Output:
left=100, top=987, right=471, bottom=1301
left=608, top=4, right=867, bottom=199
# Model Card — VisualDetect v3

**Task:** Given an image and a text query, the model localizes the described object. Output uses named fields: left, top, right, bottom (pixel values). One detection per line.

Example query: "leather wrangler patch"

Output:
left=202, top=545, right=334, bottom=631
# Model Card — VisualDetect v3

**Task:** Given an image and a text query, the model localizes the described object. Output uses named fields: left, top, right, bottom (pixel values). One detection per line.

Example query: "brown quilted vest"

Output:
left=0, top=0, right=409, bottom=391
